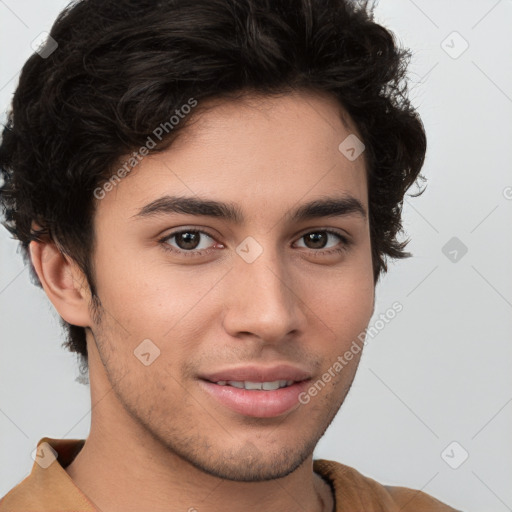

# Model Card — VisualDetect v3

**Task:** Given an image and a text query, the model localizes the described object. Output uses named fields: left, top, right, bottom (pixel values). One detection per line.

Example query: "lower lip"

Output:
left=198, top=379, right=310, bottom=418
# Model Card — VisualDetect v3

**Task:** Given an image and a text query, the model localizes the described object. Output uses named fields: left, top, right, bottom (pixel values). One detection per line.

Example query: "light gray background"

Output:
left=1, top=1, right=511, bottom=510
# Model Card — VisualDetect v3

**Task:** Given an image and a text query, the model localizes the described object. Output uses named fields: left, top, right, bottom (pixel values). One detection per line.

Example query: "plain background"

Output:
left=1, top=1, right=511, bottom=510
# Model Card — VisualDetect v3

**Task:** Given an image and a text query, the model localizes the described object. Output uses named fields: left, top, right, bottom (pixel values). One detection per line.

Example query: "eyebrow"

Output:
left=132, top=194, right=367, bottom=224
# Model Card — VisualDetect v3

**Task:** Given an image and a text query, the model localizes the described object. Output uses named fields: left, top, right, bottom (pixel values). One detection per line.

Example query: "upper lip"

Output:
left=200, top=364, right=312, bottom=383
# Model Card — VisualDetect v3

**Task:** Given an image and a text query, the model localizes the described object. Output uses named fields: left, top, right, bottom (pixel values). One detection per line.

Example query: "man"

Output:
left=0, top=0, right=460, bottom=510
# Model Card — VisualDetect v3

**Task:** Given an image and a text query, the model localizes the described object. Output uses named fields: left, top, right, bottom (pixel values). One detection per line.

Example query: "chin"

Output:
left=179, top=436, right=317, bottom=482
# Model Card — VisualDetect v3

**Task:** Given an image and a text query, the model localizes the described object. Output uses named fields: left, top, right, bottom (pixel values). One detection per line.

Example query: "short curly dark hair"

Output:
left=0, top=0, right=426, bottom=372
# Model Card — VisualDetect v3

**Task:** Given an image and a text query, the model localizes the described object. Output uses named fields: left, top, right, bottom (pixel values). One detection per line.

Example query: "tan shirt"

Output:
left=0, top=437, right=460, bottom=511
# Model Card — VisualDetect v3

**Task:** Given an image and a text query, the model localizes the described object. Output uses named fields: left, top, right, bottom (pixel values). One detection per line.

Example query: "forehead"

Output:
left=173, top=89, right=364, bottom=165
left=95, top=90, right=368, bottom=225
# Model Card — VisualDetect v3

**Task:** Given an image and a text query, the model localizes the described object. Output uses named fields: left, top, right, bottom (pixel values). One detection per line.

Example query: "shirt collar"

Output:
left=0, top=437, right=96, bottom=511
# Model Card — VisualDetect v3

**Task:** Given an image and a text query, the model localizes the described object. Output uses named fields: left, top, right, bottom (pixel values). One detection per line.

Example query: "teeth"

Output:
left=245, top=381, right=264, bottom=390
left=216, top=380, right=294, bottom=390
left=228, top=381, right=246, bottom=389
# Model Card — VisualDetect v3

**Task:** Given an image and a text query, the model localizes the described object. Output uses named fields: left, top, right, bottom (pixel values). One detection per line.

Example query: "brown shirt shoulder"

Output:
left=313, top=459, right=462, bottom=512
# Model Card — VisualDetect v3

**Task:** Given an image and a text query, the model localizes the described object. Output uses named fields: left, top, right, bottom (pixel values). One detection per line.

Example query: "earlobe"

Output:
left=29, top=240, right=92, bottom=328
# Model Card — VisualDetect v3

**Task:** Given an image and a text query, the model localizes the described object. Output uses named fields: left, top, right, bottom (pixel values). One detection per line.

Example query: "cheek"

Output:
left=93, top=251, right=224, bottom=338
left=299, top=258, right=374, bottom=341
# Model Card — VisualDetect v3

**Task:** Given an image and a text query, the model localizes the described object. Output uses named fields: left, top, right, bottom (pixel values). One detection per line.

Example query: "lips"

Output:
left=198, top=364, right=312, bottom=418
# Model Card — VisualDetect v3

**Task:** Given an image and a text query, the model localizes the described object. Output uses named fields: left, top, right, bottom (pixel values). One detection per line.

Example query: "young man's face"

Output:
left=84, top=90, right=374, bottom=481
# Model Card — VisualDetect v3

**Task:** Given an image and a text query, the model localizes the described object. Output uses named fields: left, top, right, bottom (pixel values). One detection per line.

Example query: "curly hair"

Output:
left=0, top=0, right=426, bottom=372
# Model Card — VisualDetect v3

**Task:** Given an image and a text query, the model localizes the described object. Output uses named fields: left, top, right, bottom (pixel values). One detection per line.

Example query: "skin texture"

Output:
left=30, top=90, right=375, bottom=512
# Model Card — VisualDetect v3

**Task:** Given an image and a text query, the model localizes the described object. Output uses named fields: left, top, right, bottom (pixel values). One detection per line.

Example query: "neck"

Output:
left=65, top=426, right=334, bottom=512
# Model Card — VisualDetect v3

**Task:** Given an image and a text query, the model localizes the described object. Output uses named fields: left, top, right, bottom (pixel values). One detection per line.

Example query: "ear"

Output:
left=29, top=239, right=93, bottom=327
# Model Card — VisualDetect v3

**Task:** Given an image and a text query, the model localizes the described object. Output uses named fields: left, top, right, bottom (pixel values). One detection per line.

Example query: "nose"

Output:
left=221, top=245, right=306, bottom=344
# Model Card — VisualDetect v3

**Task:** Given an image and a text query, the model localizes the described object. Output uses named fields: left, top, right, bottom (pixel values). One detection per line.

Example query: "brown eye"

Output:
left=160, top=229, right=218, bottom=256
left=295, top=230, right=348, bottom=253
left=303, top=232, right=329, bottom=249
left=174, top=231, right=202, bottom=250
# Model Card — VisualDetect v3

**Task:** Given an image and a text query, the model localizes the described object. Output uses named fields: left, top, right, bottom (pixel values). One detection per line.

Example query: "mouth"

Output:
left=198, top=364, right=312, bottom=418
left=212, top=379, right=296, bottom=390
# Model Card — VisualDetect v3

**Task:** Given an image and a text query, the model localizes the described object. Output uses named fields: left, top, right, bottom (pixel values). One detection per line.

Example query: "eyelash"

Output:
left=158, top=228, right=351, bottom=258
